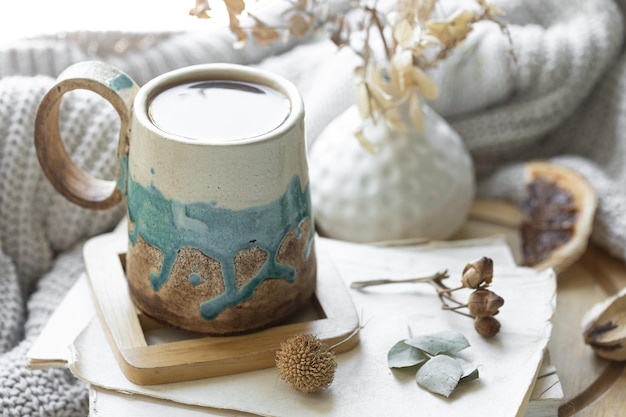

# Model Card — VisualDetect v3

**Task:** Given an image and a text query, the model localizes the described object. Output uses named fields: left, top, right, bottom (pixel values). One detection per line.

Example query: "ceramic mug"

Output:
left=34, top=61, right=317, bottom=335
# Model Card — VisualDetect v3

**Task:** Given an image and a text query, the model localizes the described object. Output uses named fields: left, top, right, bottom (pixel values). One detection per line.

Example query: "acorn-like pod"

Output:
left=582, top=288, right=626, bottom=361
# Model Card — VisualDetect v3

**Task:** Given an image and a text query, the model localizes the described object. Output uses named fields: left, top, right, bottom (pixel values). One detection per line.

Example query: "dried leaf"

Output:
left=367, top=82, right=394, bottom=109
left=405, top=330, right=470, bottom=356
left=383, top=106, right=407, bottom=132
left=415, top=0, right=437, bottom=22
left=415, top=354, right=463, bottom=397
left=387, top=340, right=429, bottom=368
left=425, top=10, right=475, bottom=46
left=391, top=50, right=414, bottom=93
left=231, top=25, right=248, bottom=49
left=354, top=130, right=378, bottom=154
left=408, top=91, right=424, bottom=132
left=330, top=17, right=347, bottom=47
left=393, top=19, right=414, bottom=49
left=412, top=67, right=439, bottom=99
left=369, top=64, right=386, bottom=94
left=288, top=14, right=310, bottom=37
left=224, top=0, right=245, bottom=15
left=189, top=0, right=211, bottom=18
left=477, top=0, right=504, bottom=16
left=251, top=18, right=281, bottom=45
left=354, top=81, right=372, bottom=120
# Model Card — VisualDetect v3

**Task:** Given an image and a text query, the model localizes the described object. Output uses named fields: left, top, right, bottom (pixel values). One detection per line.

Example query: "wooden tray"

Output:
left=82, top=228, right=360, bottom=385
left=457, top=200, right=626, bottom=416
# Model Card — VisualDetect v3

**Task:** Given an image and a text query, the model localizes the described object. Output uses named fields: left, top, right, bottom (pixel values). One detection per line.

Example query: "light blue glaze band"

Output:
left=108, top=73, right=135, bottom=91
left=122, top=157, right=314, bottom=320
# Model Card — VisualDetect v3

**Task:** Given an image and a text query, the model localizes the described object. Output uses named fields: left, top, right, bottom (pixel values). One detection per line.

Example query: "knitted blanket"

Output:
left=1, top=0, right=625, bottom=415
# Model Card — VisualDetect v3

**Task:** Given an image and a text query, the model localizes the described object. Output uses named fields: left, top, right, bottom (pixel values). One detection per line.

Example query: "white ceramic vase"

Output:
left=309, top=104, right=475, bottom=243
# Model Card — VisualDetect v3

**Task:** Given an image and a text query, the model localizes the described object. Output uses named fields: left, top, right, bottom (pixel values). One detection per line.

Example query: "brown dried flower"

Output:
left=189, top=0, right=211, bottom=19
left=276, top=333, right=337, bottom=393
left=288, top=13, right=313, bottom=37
left=461, top=256, right=494, bottom=289
left=474, top=316, right=501, bottom=338
left=425, top=9, right=475, bottom=47
left=190, top=1, right=514, bottom=137
left=249, top=14, right=281, bottom=45
left=468, top=289, right=504, bottom=318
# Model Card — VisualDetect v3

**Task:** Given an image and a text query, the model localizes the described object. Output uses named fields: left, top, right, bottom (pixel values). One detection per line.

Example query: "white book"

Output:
left=28, top=236, right=562, bottom=417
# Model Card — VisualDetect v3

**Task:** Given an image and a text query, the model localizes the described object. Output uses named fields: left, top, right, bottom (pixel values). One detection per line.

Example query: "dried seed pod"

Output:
left=461, top=257, right=493, bottom=289
left=468, top=289, right=504, bottom=318
left=582, top=288, right=626, bottom=361
left=276, top=333, right=337, bottom=393
left=474, top=316, right=501, bottom=338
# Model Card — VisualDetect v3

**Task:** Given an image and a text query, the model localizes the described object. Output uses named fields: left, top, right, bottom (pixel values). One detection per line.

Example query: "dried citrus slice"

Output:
left=520, top=161, right=597, bottom=273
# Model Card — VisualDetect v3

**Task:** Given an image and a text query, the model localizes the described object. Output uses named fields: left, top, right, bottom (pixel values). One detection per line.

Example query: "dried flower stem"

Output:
left=427, top=279, right=479, bottom=319
left=350, top=270, right=449, bottom=289
left=351, top=271, right=472, bottom=319
left=329, top=323, right=363, bottom=350
left=362, top=4, right=392, bottom=61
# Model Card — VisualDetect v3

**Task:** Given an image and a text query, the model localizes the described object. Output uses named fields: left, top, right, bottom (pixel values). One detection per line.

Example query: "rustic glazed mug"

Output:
left=34, top=61, right=317, bottom=335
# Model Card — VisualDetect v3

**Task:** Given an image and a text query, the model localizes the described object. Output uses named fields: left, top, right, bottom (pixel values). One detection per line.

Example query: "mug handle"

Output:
left=34, top=61, right=140, bottom=210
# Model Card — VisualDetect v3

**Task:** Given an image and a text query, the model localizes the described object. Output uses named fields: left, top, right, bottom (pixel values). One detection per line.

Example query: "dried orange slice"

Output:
left=520, top=161, right=597, bottom=273
left=463, top=162, right=597, bottom=273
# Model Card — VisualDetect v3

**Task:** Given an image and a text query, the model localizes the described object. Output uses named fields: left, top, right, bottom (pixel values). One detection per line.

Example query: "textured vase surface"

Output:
left=309, top=104, right=475, bottom=243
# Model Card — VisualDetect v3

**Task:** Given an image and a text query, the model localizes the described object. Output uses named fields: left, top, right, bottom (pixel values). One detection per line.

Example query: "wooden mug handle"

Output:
left=34, top=61, right=140, bottom=210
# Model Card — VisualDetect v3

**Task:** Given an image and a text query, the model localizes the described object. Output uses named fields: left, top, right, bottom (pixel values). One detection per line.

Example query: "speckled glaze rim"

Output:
left=134, top=63, right=305, bottom=146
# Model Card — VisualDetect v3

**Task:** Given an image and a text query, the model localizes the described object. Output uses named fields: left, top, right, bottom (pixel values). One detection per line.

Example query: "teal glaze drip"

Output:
left=126, top=171, right=314, bottom=320
left=108, top=73, right=135, bottom=91
left=188, top=273, right=202, bottom=286
left=117, top=156, right=129, bottom=196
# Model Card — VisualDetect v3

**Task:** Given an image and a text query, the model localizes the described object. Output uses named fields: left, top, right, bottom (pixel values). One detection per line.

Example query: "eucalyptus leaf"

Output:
left=457, top=357, right=480, bottom=383
left=388, top=340, right=429, bottom=368
left=460, top=368, right=480, bottom=384
left=415, top=354, right=463, bottom=397
left=405, top=330, right=470, bottom=356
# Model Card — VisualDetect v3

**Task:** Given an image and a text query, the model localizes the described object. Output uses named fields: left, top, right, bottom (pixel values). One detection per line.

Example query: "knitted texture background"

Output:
left=1, top=0, right=626, bottom=415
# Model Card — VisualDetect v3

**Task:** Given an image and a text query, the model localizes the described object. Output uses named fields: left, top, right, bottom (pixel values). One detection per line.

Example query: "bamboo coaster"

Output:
left=82, top=230, right=360, bottom=385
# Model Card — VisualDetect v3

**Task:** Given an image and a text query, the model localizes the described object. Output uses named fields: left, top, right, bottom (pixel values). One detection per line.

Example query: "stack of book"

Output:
left=28, top=224, right=562, bottom=417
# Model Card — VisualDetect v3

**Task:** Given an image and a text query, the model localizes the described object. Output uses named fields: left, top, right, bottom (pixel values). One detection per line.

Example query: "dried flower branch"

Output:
left=349, top=270, right=449, bottom=289
left=190, top=0, right=514, bottom=143
left=191, top=0, right=325, bottom=49
left=351, top=256, right=504, bottom=337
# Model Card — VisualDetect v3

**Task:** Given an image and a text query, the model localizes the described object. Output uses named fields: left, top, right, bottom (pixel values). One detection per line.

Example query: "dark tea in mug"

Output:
left=148, top=80, right=291, bottom=142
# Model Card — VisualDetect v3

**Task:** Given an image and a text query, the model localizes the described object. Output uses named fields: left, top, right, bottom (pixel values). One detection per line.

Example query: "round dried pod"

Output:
left=461, top=257, right=494, bottom=289
left=276, top=333, right=337, bottom=393
left=468, top=289, right=504, bottom=318
left=474, top=316, right=501, bottom=338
